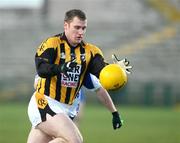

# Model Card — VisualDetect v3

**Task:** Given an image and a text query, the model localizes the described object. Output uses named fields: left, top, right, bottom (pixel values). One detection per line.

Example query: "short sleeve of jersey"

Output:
left=87, top=44, right=107, bottom=78
left=35, top=37, right=60, bottom=77
left=83, top=73, right=101, bottom=91
left=89, top=44, right=103, bottom=57
left=36, top=37, right=59, bottom=57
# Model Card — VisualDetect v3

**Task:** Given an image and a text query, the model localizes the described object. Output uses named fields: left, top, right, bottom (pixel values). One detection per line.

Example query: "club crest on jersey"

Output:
left=61, top=64, right=81, bottom=87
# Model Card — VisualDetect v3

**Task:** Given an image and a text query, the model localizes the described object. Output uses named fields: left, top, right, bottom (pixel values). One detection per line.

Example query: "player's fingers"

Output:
left=112, top=54, right=116, bottom=63
left=112, top=54, right=119, bottom=63
left=124, top=60, right=130, bottom=66
left=113, top=124, right=117, bottom=130
left=126, top=65, right=132, bottom=69
left=126, top=69, right=131, bottom=74
left=116, top=123, right=120, bottom=128
left=112, top=55, right=116, bottom=63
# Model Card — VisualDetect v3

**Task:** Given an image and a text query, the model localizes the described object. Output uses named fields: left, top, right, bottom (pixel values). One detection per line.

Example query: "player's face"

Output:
left=64, top=17, right=87, bottom=46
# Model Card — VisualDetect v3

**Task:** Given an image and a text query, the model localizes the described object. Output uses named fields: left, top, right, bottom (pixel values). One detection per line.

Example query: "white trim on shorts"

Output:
left=28, top=92, right=80, bottom=127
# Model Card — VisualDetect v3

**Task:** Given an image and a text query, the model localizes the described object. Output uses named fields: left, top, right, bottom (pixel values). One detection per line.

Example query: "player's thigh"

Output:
left=37, top=113, right=83, bottom=143
left=27, top=127, right=52, bottom=143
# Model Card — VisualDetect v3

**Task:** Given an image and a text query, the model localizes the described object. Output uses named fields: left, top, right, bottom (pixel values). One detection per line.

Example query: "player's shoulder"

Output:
left=85, top=43, right=103, bottom=56
left=36, top=35, right=61, bottom=55
left=44, top=35, right=61, bottom=48
left=85, top=43, right=99, bottom=49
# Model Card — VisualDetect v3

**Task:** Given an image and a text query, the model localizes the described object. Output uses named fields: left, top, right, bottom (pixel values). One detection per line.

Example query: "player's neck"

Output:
left=64, top=33, right=79, bottom=48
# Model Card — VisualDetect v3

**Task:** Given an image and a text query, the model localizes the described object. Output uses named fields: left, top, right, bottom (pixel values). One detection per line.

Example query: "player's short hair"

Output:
left=64, top=9, right=86, bottom=23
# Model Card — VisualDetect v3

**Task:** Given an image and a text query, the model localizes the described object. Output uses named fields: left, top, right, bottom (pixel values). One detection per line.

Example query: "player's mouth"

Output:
left=76, top=36, right=83, bottom=41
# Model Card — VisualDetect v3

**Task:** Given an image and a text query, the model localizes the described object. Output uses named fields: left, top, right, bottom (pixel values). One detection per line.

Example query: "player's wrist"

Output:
left=112, top=111, right=119, bottom=116
left=50, top=65, right=62, bottom=74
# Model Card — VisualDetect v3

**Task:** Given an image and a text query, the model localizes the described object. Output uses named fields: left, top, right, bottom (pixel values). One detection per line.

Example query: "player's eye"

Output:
left=74, top=26, right=81, bottom=30
left=82, top=26, right=86, bottom=30
left=74, top=26, right=86, bottom=31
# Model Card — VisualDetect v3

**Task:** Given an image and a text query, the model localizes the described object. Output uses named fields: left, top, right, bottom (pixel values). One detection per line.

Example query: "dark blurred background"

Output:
left=0, top=0, right=180, bottom=107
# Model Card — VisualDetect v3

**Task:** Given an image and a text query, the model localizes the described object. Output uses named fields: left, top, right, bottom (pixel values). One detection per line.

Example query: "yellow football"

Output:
left=99, top=64, right=127, bottom=90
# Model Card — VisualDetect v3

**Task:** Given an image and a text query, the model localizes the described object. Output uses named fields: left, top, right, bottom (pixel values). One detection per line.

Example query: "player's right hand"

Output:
left=60, top=59, right=77, bottom=77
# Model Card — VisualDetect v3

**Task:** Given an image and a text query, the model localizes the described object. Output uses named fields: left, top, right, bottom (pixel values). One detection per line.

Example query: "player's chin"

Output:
left=75, top=39, right=82, bottom=44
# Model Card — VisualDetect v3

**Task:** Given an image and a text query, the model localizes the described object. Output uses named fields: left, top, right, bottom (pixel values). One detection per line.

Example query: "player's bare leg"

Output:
left=37, top=113, right=83, bottom=143
left=27, top=127, right=52, bottom=143
left=48, top=138, right=67, bottom=143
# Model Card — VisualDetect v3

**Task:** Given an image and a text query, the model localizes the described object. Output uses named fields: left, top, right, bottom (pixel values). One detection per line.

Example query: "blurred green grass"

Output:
left=0, top=103, right=179, bottom=143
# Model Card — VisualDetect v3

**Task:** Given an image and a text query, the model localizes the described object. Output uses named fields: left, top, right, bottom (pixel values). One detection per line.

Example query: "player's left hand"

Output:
left=112, top=111, right=123, bottom=130
left=112, top=54, right=132, bottom=74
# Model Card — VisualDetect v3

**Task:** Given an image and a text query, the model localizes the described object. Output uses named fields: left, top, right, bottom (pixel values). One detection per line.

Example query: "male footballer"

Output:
left=27, top=9, right=132, bottom=143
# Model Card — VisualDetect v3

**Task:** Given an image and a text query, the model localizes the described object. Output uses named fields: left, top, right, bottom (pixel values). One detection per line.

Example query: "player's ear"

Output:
left=64, top=22, right=68, bottom=30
